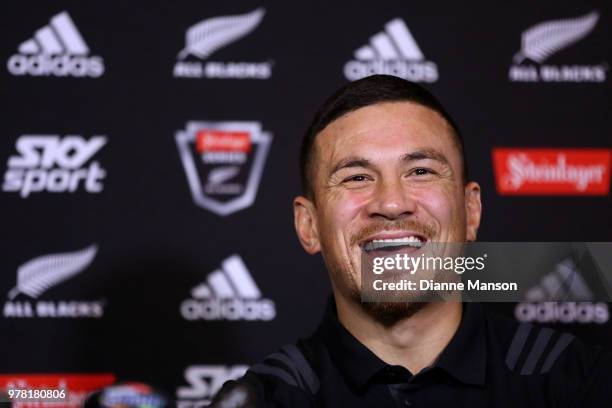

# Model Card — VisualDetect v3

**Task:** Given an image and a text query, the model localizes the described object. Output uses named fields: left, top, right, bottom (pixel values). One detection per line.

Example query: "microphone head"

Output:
left=83, top=382, right=171, bottom=408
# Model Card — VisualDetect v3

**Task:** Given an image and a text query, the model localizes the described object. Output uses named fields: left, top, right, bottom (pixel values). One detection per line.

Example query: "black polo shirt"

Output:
left=210, top=299, right=612, bottom=407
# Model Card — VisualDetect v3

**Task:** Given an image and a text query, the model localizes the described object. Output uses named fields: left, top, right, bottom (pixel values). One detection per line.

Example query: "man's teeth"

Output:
left=364, top=236, right=424, bottom=251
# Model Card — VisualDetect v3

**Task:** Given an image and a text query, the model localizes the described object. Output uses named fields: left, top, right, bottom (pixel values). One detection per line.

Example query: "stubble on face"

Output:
left=311, top=102, right=468, bottom=326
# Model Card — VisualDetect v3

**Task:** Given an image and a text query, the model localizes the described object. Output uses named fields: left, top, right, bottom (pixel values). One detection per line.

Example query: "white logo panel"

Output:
left=7, top=11, right=105, bottom=77
left=508, top=11, right=606, bottom=83
left=181, top=254, right=276, bottom=321
left=176, top=121, right=271, bottom=216
left=173, top=8, right=272, bottom=79
left=344, top=17, right=438, bottom=82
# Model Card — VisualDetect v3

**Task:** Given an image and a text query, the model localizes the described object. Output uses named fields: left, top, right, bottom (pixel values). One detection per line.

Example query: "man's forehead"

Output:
left=315, top=101, right=456, bottom=161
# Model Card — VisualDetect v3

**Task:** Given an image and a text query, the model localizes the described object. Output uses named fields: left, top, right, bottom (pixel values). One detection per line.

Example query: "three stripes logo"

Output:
left=508, top=11, right=606, bottom=83
left=181, top=254, right=276, bottom=321
left=524, top=258, right=594, bottom=302
left=505, top=324, right=575, bottom=375
left=7, top=11, right=104, bottom=77
left=344, top=18, right=438, bottom=82
left=514, top=257, right=609, bottom=324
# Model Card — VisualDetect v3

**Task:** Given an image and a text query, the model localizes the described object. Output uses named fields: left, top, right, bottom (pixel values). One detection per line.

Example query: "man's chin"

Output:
left=360, top=300, right=427, bottom=327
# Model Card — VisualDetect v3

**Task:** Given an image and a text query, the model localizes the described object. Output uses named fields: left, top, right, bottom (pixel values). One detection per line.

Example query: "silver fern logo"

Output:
left=513, top=11, right=599, bottom=64
left=177, top=8, right=265, bottom=60
left=509, top=11, right=607, bottom=83
left=3, top=245, right=105, bottom=318
left=173, top=8, right=272, bottom=79
left=8, top=245, right=98, bottom=299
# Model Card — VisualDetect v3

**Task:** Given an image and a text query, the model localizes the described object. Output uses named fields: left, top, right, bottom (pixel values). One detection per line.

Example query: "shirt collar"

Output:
left=316, top=298, right=487, bottom=390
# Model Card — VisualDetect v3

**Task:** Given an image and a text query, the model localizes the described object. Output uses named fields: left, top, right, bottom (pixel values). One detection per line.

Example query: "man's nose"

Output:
left=366, top=178, right=417, bottom=220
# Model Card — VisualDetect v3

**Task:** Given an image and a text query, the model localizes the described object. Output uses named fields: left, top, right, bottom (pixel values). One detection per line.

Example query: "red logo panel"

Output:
left=196, top=130, right=251, bottom=153
left=492, top=148, right=611, bottom=195
left=0, top=373, right=115, bottom=407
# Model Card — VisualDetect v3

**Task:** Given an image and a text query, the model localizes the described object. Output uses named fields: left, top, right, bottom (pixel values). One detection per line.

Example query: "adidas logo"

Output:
left=180, top=254, right=276, bottom=321
left=508, top=11, right=606, bottom=83
left=173, top=8, right=272, bottom=79
left=514, top=257, right=609, bottom=324
left=505, top=324, right=576, bottom=375
left=7, top=11, right=104, bottom=77
left=344, top=18, right=438, bottom=82
left=524, top=258, right=594, bottom=302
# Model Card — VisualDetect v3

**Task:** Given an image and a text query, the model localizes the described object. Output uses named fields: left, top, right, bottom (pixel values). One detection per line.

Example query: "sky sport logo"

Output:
left=508, top=11, right=607, bottom=83
left=7, top=11, right=104, bottom=78
left=515, top=258, right=609, bottom=324
left=181, top=254, right=276, bottom=321
left=2, top=135, right=107, bottom=198
left=492, top=148, right=611, bottom=196
left=176, top=121, right=271, bottom=216
left=3, top=245, right=105, bottom=318
left=173, top=8, right=272, bottom=79
left=344, top=17, right=438, bottom=82
left=176, top=365, right=248, bottom=408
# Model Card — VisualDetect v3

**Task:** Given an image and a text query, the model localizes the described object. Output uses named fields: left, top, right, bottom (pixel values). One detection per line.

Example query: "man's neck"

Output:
left=335, top=294, right=462, bottom=375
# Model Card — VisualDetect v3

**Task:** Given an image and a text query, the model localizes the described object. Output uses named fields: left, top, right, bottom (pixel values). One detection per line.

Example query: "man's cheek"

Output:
left=412, top=189, right=454, bottom=227
left=327, top=192, right=369, bottom=221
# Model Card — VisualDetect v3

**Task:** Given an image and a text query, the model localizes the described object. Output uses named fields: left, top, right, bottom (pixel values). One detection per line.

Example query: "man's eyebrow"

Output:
left=401, top=149, right=450, bottom=165
left=329, top=157, right=371, bottom=177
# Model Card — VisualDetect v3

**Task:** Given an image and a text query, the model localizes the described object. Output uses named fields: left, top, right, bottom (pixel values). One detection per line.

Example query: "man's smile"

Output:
left=362, top=234, right=426, bottom=252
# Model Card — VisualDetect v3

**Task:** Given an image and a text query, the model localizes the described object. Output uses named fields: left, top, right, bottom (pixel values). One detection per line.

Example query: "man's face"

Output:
left=294, top=102, right=481, bottom=310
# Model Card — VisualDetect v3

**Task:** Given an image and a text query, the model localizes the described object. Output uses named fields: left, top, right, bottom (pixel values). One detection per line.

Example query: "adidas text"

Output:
left=345, top=60, right=438, bottom=82
left=181, top=298, right=276, bottom=321
left=515, top=302, right=609, bottom=324
left=7, top=54, right=104, bottom=77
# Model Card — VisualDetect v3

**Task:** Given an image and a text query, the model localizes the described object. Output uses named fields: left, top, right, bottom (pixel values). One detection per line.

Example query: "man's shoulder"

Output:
left=482, top=305, right=612, bottom=403
left=482, top=306, right=609, bottom=373
left=208, top=341, right=320, bottom=408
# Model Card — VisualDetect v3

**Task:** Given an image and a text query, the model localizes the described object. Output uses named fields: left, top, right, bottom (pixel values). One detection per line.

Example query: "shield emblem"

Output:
left=176, top=121, right=272, bottom=216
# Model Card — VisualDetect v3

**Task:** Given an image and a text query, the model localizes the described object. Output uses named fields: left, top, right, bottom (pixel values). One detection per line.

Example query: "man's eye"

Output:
left=412, top=168, right=434, bottom=176
left=343, top=175, right=368, bottom=182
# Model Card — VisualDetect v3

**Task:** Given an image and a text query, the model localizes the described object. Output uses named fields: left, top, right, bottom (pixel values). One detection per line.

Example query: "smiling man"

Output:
left=209, top=75, right=611, bottom=407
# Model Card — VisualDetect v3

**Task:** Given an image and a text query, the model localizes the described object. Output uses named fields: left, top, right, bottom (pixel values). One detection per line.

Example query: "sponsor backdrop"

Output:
left=1, top=1, right=611, bottom=406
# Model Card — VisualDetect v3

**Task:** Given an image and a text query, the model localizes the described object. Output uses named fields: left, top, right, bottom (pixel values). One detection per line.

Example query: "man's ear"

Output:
left=293, top=195, right=321, bottom=254
left=464, top=182, right=482, bottom=242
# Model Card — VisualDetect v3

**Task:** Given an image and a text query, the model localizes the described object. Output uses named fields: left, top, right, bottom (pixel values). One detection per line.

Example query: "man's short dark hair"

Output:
left=300, top=74, right=467, bottom=199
